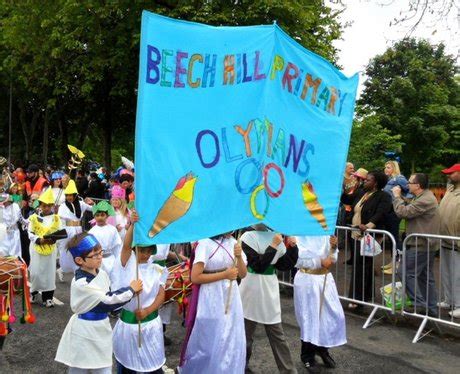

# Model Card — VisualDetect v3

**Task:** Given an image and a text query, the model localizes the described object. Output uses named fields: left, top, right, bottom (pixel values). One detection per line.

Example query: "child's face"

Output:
left=10, top=186, right=18, bottom=194
left=137, top=247, right=153, bottom=263
left=94, top=212, right=108, bottom=225
left=76, top=246, right=103, bottom=269
left=111, top=198, right=121, bottom=209
left=40, top=203, right=54, bottom=215
left=65, top=194, right=75, bottom=203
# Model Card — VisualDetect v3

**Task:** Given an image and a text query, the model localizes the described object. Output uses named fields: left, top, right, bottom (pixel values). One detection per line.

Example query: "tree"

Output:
left=1, top=0, right=344, bottom=168
left=358, top=38, right=459, bottom=174
left=385, top=0, right=458, bottom=36
left=348, top=116, right=403, bottom=171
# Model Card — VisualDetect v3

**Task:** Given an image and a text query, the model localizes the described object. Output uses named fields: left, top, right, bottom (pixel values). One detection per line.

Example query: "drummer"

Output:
left=152, top=243, right=188, bottom=346
left=112, top=210, right=167, bottom=373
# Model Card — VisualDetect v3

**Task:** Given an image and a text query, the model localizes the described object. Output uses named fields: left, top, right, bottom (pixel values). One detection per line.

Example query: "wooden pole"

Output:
left=225, top=232, right=242, bottom=315
left=319, top=238, right=336, bottom=317
left=7, top=82, right=12, bottom=166
left=224, top=255, right=237, bottom=315
left=135, top=246, right=142, bottom=348
left=319, top=274, right=327, bottom=317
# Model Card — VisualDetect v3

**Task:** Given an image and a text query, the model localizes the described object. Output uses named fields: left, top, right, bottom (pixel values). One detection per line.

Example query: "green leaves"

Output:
left=1, top=0, right=343, bottom=166
left=357, top=38, right=459, bottom=174
left=348, top=116, right=403, bottom=171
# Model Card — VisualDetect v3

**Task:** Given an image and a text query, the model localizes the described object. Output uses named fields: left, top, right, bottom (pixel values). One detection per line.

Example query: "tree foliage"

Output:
left=348, top=116, right=403, bottom=171
left=358, top=38, right=459, bottom=174
left=0, top=0, right=344, bottom=169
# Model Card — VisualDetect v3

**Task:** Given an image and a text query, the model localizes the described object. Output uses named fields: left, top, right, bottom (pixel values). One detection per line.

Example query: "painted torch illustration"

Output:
left=148, top=172, right=197, bottom=238
left=301, top=180, right=328, bottom=230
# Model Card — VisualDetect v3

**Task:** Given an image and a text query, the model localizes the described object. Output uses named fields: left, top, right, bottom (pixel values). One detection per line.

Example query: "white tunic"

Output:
left=294, top=236, right=346, bottom=347
left=151, top=244, right=172, bottom=324
left=114, top=210, right=129, bottom=241
left=57, top=201, right=92, bottom=272
left=0, top=203, right=22, bottom=257
left=180, top=237, right=247, bottom=374
left=151, top=244, right=170, bottom=262
left=28, top=214, right=59, bottom=293
left=89, top=224, right=122, bottom=282
left=239, top=231, right=286, bottom=324
left=55, top=269, right=133, bottom=369
left=113, top=254, right=167, bottom=372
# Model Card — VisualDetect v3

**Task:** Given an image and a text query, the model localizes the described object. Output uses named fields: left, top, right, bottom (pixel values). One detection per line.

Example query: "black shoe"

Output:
left=304, top=359, right=320, bottom=373
left=318, top=350, right=336, bottom=368
left=164, top=335, right=172, bottom=346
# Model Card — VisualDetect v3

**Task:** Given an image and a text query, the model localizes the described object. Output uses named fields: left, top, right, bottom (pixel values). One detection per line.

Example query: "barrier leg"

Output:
left=363, top=306, right=385, bottom=329
left=412, top=317, right=432, bottom=343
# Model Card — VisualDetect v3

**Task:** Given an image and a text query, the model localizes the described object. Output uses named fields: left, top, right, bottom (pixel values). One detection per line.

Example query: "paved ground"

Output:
left=1, top=273, right=459, bottom=373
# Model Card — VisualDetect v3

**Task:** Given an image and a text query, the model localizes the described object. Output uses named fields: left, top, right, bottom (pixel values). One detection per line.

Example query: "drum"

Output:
left=0, top=257, right=35, bottom=337
left=164, top=262, right=192, bottom=305
left=0, top=257, right=24, bottom=293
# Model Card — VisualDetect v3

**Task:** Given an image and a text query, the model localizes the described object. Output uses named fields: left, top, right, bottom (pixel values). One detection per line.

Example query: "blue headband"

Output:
left=69, top=234, right=100, bottom=258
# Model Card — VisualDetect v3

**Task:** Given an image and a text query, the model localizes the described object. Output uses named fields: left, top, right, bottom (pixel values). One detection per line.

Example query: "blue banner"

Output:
left=134, top=11, right=359, bottom=245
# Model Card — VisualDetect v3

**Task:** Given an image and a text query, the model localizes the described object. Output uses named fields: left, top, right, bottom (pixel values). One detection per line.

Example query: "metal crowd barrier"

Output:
left=401, top=233, right=460, bottom=343
left=277, top=226, right=398, bottom=330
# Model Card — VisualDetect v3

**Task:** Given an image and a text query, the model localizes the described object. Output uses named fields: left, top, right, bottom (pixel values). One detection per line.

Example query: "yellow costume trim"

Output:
left=29, top=214, right=61, bottom=256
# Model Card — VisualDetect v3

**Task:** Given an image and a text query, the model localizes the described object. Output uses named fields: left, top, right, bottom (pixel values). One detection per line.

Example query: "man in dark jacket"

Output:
left=75, top=170, right=89, bottom=196
left=393, top=173, right=440, bottom=316
left=84, top=173, right=105, bottom=199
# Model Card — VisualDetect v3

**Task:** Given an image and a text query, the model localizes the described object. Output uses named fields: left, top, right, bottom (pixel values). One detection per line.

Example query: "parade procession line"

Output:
left=0, top=274, right=459, bottom=373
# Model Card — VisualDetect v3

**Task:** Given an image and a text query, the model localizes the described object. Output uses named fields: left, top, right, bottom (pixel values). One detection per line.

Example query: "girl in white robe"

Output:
left=0, top=196, right=22, bottom=257
left=292, top=235, right=346, bottom=371
left=55, top=233, right=141, bottom=374
left=113, top=215, right=167, bottom=373
left=110, top=185, right=130, bottom=242
left=179, top=235, right=247, bottom=374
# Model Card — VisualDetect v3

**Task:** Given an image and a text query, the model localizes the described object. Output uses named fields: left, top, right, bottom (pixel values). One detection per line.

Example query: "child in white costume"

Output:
left=50, top=171, right=66, bottom=207
left=291, top=235, right=346, bottom=372
left=152, top=243, right=173, bottom=346
left=110, top=185, right=130, bottom=241
left=113, top=212, right=167, bottom=373
left=55, top=232, right=142, bottom=373
left=0, top=194, right=22, bottom=257
left=89, top=200, right=122, bottom=282
left=239, top=226, right=298, bottom=374
left=179, top=234, right=247, bottom=374
left=57, top=179, right=93, bottom=273
left=28, top=188, right=62, bottom=307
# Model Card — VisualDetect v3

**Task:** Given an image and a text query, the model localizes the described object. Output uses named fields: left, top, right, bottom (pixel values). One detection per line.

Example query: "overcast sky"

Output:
left=332, top=0, right=459, bottom=87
